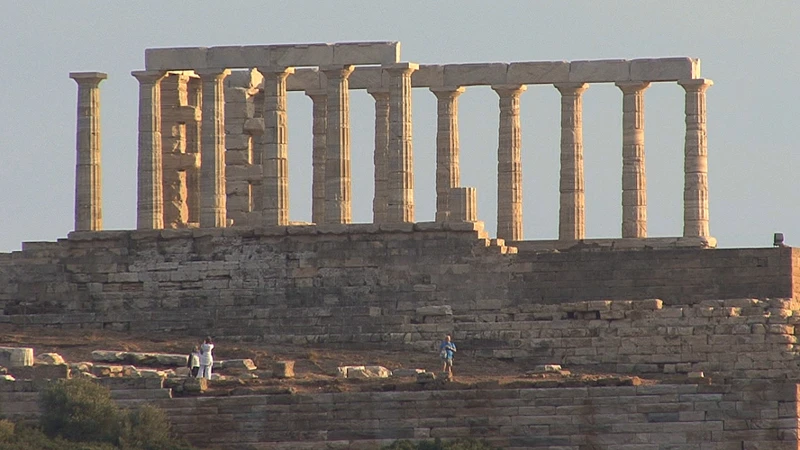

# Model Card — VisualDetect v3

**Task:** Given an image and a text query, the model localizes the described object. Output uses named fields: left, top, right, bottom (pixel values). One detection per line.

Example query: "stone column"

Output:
left=492, top=84, right=526, bottom=241
left=555, top=83, right=589, bottom=241
left=321, top=65, right=355, bottom=224
left=186, top=77, right=202, bottom=225
left=69, top=72, right=107, bottom=232
left=305, top=88, right=327, bottom=225
left=430, top=86, right=465, bottom=223
left=258, top=67, right=295, bottom=226
left=616, top=81, right=650, bottom=238
left=385, top=63, right=419, bottom=223
left=195, top=69, right=230, bottom=228
left=679, top=78, right=713, bottom=238
left=132, top=70, right=167, bottom=230
left=368, top=87, right=390, bottom=224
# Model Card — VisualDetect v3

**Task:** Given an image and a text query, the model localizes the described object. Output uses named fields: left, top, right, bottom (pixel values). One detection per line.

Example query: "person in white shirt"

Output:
left=199, top=337, right=214, bottom=380
left=187, top=346, right=201, bottom=378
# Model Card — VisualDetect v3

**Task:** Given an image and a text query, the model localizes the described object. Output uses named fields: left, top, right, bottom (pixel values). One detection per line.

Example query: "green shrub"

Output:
left=383, top=437, right=500, bottom=450
left=120, top=404, right=192, bottom=450
left=40, top=377, right=122, bottom=444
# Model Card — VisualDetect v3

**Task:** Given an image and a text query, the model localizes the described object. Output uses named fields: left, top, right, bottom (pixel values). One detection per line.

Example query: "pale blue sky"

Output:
left=1, top=1, right=798, bottom=251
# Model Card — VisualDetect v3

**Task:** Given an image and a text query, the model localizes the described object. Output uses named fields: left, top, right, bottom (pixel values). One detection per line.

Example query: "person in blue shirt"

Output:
left=439, top=335, right=457, bottom=377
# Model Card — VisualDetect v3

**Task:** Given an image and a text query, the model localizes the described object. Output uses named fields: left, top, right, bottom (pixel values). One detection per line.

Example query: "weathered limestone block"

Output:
left=391, top=368, right=426, bottom=378
left=569, top=59, right=629, bottom=82
left=219, top=359, right=257, bottom=372
left=0, top=347, right=33, bottom=368
left=11, top=364, right=69, bottom=380
left=91, top=364, right=124, bottom=377
left=443, top=63, right=507, bottom=86
left=34, top=353, right=65, bottom=365
left=91, top=350, right=125, bottom=363
left=272, top=360, right=294, bottom=379
left=506, top=61, right=569, bottom=84
left=630, top=57, right=700, bottom=82
left=416, top=305, right=453, bottom=316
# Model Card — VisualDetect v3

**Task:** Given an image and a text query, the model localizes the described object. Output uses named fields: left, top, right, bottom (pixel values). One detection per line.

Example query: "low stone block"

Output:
left=416, top=305, right=452, bottom=316
left=35, top=353, right=65, bottom=365
left=221, top=359, right=257, bottom=372
left=0, top=347, right=33, bottom=368
left=273, top=360, right=294, bottom=379
left=332, top=41, right=399, bottom=65
left=91, top=364, right=124, bottom=377
left=392, top=368, right=426, bottom=378
left=11, top=364, right=69, bottom=380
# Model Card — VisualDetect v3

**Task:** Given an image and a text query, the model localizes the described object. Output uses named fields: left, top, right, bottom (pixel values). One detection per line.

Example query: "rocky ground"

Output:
left=0, top=324, right=659, bottom=394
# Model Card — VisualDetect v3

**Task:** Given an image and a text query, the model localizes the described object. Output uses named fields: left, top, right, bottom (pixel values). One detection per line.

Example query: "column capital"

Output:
left=319, top=65, right=354, bottom=78
left=554, top=82, right=589, bottom=95
left=491, top=84, right=527, bottom=97
left=383, top=62, right=419, bottom=75
left=430, top=86, right=465, bottom=98
left=69, top=72, right=108, bottom=85
left=615, top=81, right=651, bottom=93
left=256, top=66, right=296, bottom=77
left=194, top=68, right=231, bottom=80
left=131, top=70, right=167, bottom=84
left=678, top=78, right=713, bottom=91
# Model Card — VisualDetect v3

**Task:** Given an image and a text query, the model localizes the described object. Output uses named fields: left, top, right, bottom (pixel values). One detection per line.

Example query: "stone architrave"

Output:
left=492, top=84, right=526, bottom=241
left=554, top=83, right=589, bottom=241
left=430, top=86, right=465, bottom=223
left=321, top=65, right=355, bottom=224
left=305, top=88, right=327, bottom=225
left=69, top=71, right=107, bottom=232
left=385, top=63, right=419, bottom=223
left=368, top=87, right=390, bottom=224
left=679, top=78, right=713, bottom=238
left=616, top=81, right=650, bottom=238
left=258, top=66, right=295, bottom=226
left=196, top=68, right=230, bottom=228
left=132, top=70, right=167, bottom=230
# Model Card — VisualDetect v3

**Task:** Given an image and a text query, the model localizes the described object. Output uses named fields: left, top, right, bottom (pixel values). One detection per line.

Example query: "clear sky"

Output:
left=1, top=1, right=798, bottom=252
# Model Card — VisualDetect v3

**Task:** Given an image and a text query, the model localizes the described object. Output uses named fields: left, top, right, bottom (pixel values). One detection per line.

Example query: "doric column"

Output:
left=492, top=84, right=526, bottom=241
left=385, top=63, right=419, bottom=223
left=616, top=81, right=650, bottom=238
left=368, top=87, right=390, bottom=224
left=554, top=83, right=589, bottom=241
left=186, top=77, right=202, bottom=225
left=305, top=88, right=327, bottom=225
left=321, top=65, right=354, bottom=224
left=430, top=86, right=465, bottom=223
left=132, top=70, right=167, bottom=230
left=195, top=68, right=230, bottom=228
left=258, top=66, right=295, bottom=226
left=69, top=72, right=107, bottom=232
left=679, top=78, right=713, bottom=238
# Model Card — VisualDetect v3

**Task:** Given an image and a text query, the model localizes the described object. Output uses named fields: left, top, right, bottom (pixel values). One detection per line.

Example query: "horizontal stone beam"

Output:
left=240, top=57, right=701, bottom=93
left=145, top=42, right=401, bottom=71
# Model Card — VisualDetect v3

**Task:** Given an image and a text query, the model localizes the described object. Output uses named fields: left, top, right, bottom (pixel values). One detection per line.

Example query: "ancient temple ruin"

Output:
left=72, top=41, right=712, bottom=248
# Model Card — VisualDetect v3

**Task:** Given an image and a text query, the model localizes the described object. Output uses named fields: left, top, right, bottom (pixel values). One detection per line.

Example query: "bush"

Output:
left=383, top=437, right=500, bottom=450
left=37, top=377, right=194, bottom=449
left=40, top=377, right=122, bottom=444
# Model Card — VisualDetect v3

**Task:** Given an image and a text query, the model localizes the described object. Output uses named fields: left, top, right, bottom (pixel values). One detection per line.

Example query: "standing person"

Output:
left=186, top=346, right=201, bottom=378
left=439, top=335, right=457, bottom=377
left=198, top=337, right=214, bottom=380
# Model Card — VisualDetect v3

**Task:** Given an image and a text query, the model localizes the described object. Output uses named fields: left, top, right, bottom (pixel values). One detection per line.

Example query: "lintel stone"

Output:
left=506, top=61, right=569, bottom=84
left=569, top=59, right=630, bottom=83
left=444, top=63, right=508, bottom=86
left=332, top=41, right=400, bottom=65
left=145, top=47, right=208, bottom=71
left=630, top=57, right=700, bottom=82
left=412, top=65, right=445, bottom=88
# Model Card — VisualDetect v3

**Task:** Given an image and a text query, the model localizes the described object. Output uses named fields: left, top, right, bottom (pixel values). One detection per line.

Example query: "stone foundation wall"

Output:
left=2, top=381, right=798, bottom=449
left=2, top=225, right=800, bottom=379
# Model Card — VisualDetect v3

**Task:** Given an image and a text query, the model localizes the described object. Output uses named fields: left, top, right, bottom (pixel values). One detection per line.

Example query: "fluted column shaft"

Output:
left=679, top=79, right=713, bottom=238
left=132, top=70, right=167, bottom=230
left=259, top=67, right=295, bottom=226
left=431, top=86, right=465, bottom=223
left=368, top=88, right=390, bottom=224
left=196, top=69, right=230, bottom=228
left=70, top=72, right=107, bottom=231
left=385, top=63, right=419, bottom=223
left=555, top=83, right=589, bottom=241
left=306, top=88, right=327, bottom=225
left=617, top=82, right=650, bottom=238
left=321, top=65, right=354, bottom=224
left=492, top=84, right=526, bottom=241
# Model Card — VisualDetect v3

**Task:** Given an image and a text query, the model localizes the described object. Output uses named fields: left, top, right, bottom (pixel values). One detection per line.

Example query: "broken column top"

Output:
left=145, top=41, right=401, bottom=71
